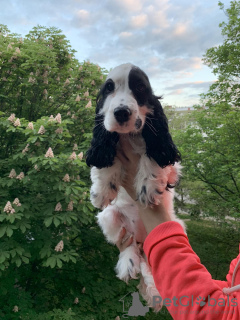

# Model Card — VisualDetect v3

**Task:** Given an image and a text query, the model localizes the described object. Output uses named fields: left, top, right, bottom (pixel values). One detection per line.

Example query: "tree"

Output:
left=176, top=1, right=240, bottom=218
left=0, top=25, right=143, bottom=320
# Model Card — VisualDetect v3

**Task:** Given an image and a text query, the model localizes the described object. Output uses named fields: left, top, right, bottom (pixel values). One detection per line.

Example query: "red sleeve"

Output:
left=143, top=221, right=240, bottom=320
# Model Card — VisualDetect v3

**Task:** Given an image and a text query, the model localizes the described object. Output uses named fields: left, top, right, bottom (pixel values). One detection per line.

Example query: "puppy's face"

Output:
left=98, top=63, right=153, bottom=134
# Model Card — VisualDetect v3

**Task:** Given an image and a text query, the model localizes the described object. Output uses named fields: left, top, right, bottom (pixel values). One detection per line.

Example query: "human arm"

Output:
left=116, top=138, right=240, bottom=319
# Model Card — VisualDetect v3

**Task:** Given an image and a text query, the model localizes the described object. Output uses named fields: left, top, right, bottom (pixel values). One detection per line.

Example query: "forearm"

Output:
left=143, top=222, right=240, bottom=319
left=137, top=202, right=171, bottom=234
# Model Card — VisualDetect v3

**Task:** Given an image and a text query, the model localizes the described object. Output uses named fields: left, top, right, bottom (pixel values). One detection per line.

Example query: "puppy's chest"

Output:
left=119, top=134, right=146, bottom=156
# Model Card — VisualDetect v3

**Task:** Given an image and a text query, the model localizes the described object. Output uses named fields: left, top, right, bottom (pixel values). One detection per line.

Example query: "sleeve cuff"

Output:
left=143, top=221, right=188, bottom=266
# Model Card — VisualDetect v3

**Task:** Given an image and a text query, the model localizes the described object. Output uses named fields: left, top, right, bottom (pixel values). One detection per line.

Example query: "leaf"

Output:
left=53, top=217, right=61, bottom=227
left=22, top=256, right=29, bottom=264
left=46, top=257, right=57, bottom=268
left=6, top=227, right=13, bottom=237
left=56, top=258, right=62, bottom=268
left=44, top=216, right=53, bottom=227
left=0, top=226, right=7, bottom=238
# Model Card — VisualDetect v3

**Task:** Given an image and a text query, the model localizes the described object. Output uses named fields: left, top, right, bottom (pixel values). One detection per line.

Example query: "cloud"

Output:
left=130, top=14, right=148, bottom=28
left=73, top=9, right=90, bottom=27
left=114, top=0, right=144, bottom=12
left=119, top=31, right=132, bottom=38
left=165, top=80, right=215, bottom=92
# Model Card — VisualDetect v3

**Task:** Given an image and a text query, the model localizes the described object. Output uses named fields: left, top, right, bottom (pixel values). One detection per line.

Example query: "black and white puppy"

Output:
left=86, top=63, right=185, bottom=309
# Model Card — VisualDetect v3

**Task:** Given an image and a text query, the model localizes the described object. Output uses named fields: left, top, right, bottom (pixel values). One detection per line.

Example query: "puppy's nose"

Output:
left=114, top=106, right=132, bottom=124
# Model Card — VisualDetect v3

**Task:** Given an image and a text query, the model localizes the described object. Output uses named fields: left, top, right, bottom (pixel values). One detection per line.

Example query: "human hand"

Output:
left=116, top=227, right=133, bottom=252
left=116, top=227, right=143, bottom=253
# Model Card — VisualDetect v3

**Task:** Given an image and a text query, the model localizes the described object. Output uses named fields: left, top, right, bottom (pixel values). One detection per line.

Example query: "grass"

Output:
left=136, top=217, right=240, bottom=320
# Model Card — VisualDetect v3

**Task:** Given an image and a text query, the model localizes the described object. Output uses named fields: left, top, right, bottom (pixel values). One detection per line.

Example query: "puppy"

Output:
left=86, top=63, right=185, bottom=309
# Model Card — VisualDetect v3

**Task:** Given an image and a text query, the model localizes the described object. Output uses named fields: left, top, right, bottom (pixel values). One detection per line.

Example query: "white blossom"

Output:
left=4, top=201, right=13, bottom=213
left=55, top=128, right=63, bottom=134
left=13, top=198, right=21, bottom=207
left=16, top=172, right=25, bottom=180
left=8, top=113, right=15, bottom=122
left=64, top=78, right=70, bottom=86
left=74, top=297, right=79, bottom=304
left=55, top=202, right=62, bottom=212
left=38, top=125, right=46, bottom=134
left=14, top=118, right=21, bottom=127
left=69, top=152, right=76, bottom=160
left=55, top=113, right=62, bottom=124
left=73, top=144, right=78, bottom=151
left=85, top=100, right=92, bottom=108
left=63, top=174, right=70, bottom=182
left=13, top=306, right=18, bottom=312
left=48, top=115, right=55, bottom=122
left=67, top=200, right=74, bottom=211
left=27, top=122, right=34, bottom=130
left=55, top=240, right=64, bottom=252
left=22, top=143, right=29, bottom=154
left=9, top=169, right=16, bottom=178
left=45, top=147, right=54, bottom=158
left=78, top=152, right=83, bottom=160
left=75, top=95, right=81, bottom=102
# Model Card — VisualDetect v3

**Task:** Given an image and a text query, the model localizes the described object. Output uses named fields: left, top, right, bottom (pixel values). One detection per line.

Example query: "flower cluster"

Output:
left=85, top=100, right=92, bottom=108
left=14, top=118, right=21, bottom=127
left=55, top=202, right=62, bottom=212
left=78, top=152, right=83, bottom=160
left=67, top=200, right=73, bottom=211
left=9, top=169, right=16, bottom=178
left=4, top=201, right=15, bottom=214
left=16, top=172, right=25, bottom=180
left=69, top=152, right=76, bottom=160
left=45, top=147, right=54, bottom=158
left=8, top=113, right=15, bottom=122
left=27, top=122, right=34, bottom=130
left=38, top=125, right=45, bottom=134
left=22, top=143, right=29, bottom=154
left=55, top=240, right=64, bottom=252
left=13, top=198, right=21, bottom=207
left=63, top=174, right=70, bottom=182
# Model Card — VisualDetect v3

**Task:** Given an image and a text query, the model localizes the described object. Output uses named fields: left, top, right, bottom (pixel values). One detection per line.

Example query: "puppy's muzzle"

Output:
left=114, top=105, right=132, bottom=125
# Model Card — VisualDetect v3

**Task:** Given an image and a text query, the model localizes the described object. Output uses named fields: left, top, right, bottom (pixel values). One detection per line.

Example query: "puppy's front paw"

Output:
left=136, top=177, right=166, bottom=206
left=90, top=181, right=118, bottom=208
left=115, top=245, right=140, bottom=282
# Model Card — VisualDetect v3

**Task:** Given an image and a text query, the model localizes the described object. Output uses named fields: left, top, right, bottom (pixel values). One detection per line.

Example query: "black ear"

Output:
left=86, top=97, right=119, bottom=169
left=142, top=96, right=181, bottom=168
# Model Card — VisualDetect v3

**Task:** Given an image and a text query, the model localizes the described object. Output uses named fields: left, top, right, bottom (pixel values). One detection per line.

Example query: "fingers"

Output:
left=116, top=227, right=133, bottom=252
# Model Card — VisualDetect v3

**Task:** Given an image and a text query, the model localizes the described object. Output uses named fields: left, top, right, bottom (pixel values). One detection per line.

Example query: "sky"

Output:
left=0, top=0, right=232, bottom=107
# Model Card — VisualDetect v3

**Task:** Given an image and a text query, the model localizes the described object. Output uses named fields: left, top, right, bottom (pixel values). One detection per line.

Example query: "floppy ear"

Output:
left=142, top=96, right=181, bottom=168
left=86, top=97, right=119, bottom=169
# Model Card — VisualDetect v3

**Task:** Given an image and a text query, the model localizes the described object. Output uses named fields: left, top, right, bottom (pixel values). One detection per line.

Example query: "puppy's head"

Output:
left=86, top=63, right=181, bottom=168
left=97, top=63, right=152, bottom=133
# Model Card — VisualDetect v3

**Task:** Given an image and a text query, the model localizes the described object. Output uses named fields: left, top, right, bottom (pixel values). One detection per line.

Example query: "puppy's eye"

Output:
left=136, top=83, right=146, bottom=92
left=105, top=82, right=114, bottom=93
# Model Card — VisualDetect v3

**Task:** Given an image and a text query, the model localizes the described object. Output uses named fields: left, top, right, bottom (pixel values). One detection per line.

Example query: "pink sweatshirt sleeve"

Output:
left=143, top=221, right=240, bottom=319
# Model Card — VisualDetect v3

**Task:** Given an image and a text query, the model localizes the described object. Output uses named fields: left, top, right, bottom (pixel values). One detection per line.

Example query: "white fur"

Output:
left=91, top=136, right=186, bottom=310
left=100, top=63, right=149, bottom=134
left=90, top=64, right=186, bottom=310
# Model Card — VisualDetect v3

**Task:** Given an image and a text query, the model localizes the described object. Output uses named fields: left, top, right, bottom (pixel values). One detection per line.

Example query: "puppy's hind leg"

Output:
left=97, top=204, right=141, bottom=283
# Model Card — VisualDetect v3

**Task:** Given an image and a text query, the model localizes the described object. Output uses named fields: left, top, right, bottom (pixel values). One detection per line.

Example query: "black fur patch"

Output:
left=129, top=259, right=134, bottom=267
left=109, top=182, right=117, bottom=191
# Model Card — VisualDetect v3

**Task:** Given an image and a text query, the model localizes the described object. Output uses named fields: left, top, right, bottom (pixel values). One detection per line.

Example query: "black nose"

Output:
left=114, top=106, right=132, bottom=124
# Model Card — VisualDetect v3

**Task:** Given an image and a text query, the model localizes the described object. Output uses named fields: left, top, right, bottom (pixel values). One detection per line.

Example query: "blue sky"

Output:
left=0, top=0, right=231, bottom=107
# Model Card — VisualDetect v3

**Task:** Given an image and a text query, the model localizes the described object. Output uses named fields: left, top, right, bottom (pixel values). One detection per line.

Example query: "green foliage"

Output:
left=0, top=25, right=143, bottom=320
left=171, top=1, right=240, bottom=218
